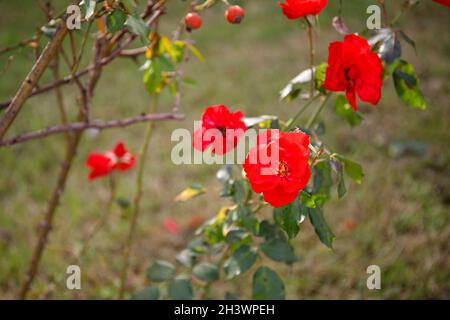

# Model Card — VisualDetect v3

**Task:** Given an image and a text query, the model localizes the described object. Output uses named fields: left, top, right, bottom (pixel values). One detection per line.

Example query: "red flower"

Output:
left=323, top=34, right=383, bottom=111
left=193, top=105, right=247, bottom=155
left=243, top=130, right=311, bottom=208
left=109, top=142, right=136, bottom=171
left=86, top=153, right=113, bottom=180
left=278, top=0, right=328, bottom=19
left=433, top=0, right=450, bottom=7
left=163, top=218, right=180, bottom=235
left=86, top=142, right=136, bottom=180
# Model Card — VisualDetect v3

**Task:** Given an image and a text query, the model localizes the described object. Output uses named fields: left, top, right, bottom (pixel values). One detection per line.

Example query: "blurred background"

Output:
left=0, top=0, right=449, bottom=299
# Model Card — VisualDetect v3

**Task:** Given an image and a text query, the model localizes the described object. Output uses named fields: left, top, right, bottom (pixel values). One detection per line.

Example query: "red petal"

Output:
left=263, top=186, right=299, bottom=208
left=113, top=141, right=128, bottom=158
left=345, top=88, right=358, bottom=111
left=86, top=153, right=113, bottom=180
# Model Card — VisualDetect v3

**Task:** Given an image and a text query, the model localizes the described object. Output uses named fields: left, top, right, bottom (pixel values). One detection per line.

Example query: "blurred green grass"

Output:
left=0, top=0, right=449, bottom=299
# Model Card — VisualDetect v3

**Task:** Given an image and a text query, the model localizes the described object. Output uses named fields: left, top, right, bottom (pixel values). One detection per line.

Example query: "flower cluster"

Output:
left=86, top=142, right=136, bottom=180
left=192, top=4, right=387, bottom=208
left=193, top=105, right=311, bottom=208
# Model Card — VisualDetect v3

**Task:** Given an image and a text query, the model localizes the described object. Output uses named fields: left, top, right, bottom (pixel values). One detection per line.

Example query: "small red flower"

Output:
left=323, top=34, right=383, bottom=111
left=109, top=142, right=136, bottom=171
left=432, top=0, right=450, bottom=7
left=278, top=0, right=328, bottom=20
left=86, top=142, right=136, bottom=180
left=243, top=130, right=311, bottom=208
left=163, top=218, right=180, bottom=235
left=193, top=105, right=247, bottom=155
left=86, top=153, right=113, bottom=180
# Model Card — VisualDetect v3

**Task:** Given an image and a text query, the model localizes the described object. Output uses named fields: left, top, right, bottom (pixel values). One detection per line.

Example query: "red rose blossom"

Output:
left=278, top=0, right=328, bottom=20
left=323, top=34, right=383, bottom=111
left=243, top=129, right=311, bottom=208
left=86, top=141, right=136, bottom=180
left=432, top=0, right=450, bottom=7
left=193, top=105, right=247, bottom=155
left=163, top=218, right=180, bottom=235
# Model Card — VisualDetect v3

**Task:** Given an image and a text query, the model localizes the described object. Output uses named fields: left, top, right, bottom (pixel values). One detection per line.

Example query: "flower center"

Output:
left=275, top=160, right=290, bottom=178
left=344, top=66, right=358, bottom=87
left=217, top=126, right=227, bottom=135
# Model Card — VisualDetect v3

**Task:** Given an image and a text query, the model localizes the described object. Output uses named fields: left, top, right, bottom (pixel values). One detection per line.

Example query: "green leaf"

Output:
left=312, top=160, right=333, bottom=203
left=81, top=0, right=96, bottom=21
left=225, top=228, right=251, bottom=245
left=147, top=260, right=176, bottom=282
left=335, top=94, right=362, bottom=127
left=231, top=179, right=247, bottom=204
left=261, top=237, right=298, bottom=264
left=279, top=63, right=327, bottom=102
left=308, top=207, right=335, bottom=248
left=314, top=63, right=328, bottom=93
left=143, top=58, right=162, bottom=94
left=252, top=267, right=285, bottom=300
left=337, top=168, right=347, bottom=199
left=279, top=68, right=312, bottom=102
left=176, top=249, right=197, bottom=268
left=330, top=158, right=347, bottom=199
left=125, top=15, right=150, bottom=44
left=187, top=44, right=205, bottom=61
left=174, top=183, right=206, bottom=202
left=334, top=155, right=364, bottom=184
left=273, top=201, right=302, bottom=239
left=299, top=191, right=317, bottom=208
left=168, top=277, right=194, bottom=300
left=224, top=245, right=257, bottom=279
left=258, top=220, right=276, bottom=240
left=132, top=286, right=160, bottom=300
left=106, top=10, right=127, bottom=33
left=393, top=60, right=427, bottom=110
left=192, top=262, right=219, bottom=282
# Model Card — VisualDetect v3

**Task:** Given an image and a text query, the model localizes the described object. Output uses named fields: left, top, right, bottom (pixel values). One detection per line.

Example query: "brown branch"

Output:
left=0, top=22, right=69, bottom=140
left=0, top=36, right=39, bottom=55
left=119, top=47, right=147, bottom=57
left=18, top=130, right=83, bottom=299
left=0, top=112, right=184, bottom=147
left=16, top=0, right=165, bottom=299
left=0, top=8, right=166, bottom=111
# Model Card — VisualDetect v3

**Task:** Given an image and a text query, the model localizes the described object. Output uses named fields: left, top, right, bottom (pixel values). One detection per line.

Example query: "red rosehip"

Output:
left=185, top=12, right=202, bottom=31
left=225, top=5, right=245, bottom=24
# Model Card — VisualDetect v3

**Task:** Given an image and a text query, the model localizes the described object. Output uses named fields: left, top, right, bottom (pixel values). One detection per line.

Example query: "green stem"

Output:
left=194, top=0, right=217, bottom=11
left=286, top=94, right=321, bottom=131
left=118, top=94, right=159, bottom=299
left=78, top=173, right=116, bottom=260
left=305, top=17, right=315, bottom=98
left=306, top=94, right=331, bottom=129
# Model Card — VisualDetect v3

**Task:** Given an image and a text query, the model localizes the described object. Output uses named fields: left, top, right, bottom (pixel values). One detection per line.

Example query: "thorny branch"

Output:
left=0, top=112, right=184, bottom=147
left=15, top=0, right=173, bottom=299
